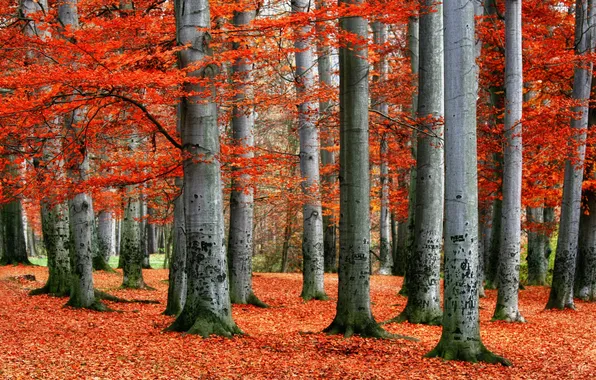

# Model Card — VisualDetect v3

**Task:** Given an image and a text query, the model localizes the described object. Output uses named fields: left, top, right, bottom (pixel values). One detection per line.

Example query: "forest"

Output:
left=0, top=0, right=595, bottom=378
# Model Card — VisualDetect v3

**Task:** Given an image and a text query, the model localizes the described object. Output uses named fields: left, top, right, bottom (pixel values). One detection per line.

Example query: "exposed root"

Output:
left=301, top=291, right=329, bottom=302
left=95, top=289, right=160, bottom=304
left=247, top=293, right=269, bottom=308
left=492, top=306, right=526, bottom=323
left=384, top=308, right=442, bottom=326
left=324, top=320, right=418, bottom=341
left=166, top=308, right=243, bottom=338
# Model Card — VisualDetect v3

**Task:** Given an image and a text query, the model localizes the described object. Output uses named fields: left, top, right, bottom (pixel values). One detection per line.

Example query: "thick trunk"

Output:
left=120, top=188, right=147, bottom=289
left=396, top=0, right=443, bottom=325
left=324, top=3, right=387, bottom=338
left=227, top=7, right=265, bottom=307
left=547, top=0, right=594, bottom=310
left=493, top=0, right=524, bottom=323
left=426, top=0, right=509, bottom=364
left=526, top=206, right=549, bottom=286
left=0, top=201, right=29, bottom=265
left=165, top=178, right=187, bottom=315
left=292, top=0, right=327, bottom=301
left=167, top=0, right=240, bottom=337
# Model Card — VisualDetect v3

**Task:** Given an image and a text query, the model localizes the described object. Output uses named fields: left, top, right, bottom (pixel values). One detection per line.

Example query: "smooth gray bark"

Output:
left=323, top=1, right=387, bottom=338
left=120, top=188, right=147, bottom=288
left=227, top=7, right=265, bottom=307
left=547, top=0, right=594, bottom=310
left=292, top=0, right=327, bottom=301
left=165, top=178, right=187, bottom=315
left=526, top=206, right=549, bottom=286
left=396, top=0, right=443, bottom=325
left=315, top=0, right=337, bottom=274
left=97, top=210, right=115, bottom=262
left=426, top=0, right=509, bottom=365
left=494, top=0, right=525, bottom=323
left=167, top=0, right=240, bottom=337
left=372, top=20, right=392, bottom=275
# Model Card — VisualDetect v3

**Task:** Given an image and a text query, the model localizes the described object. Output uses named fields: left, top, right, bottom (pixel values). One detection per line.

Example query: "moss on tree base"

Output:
left=92, top=256, right=116, bottom=273
left=29, top=284, right=70, bottom=297
left=387, top=307, right=442, bottom=326
left=166, top=309, right=243, bottom=338
left=64, top=298, right=110, bottom=312
left=247, top=292, right=268, bottom=308
left=426, top=340, right=511, bottom=366
left=492, top=305, right=526, bottom=322
left=300, top=291, right=328, bottom=302
left=324, top=319, right=417, bottom=340
left=0, top=258, right=32, bottom=266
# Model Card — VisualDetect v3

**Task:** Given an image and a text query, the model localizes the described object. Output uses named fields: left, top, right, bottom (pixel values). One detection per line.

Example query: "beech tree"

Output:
left=395, top=0, right=443, bottom=325
left=426, top=0, right=509, bottom=364
left=324, top=0, right=387, bottom=338
left=227, top=4, right=266, bottom=307
left=493, top=0, right=524, bottom=323
left=165, top=177, right=187, bottom=315
left=166, top=0, right=241, bottom=337
left=547, top=0, right=594, bottom=310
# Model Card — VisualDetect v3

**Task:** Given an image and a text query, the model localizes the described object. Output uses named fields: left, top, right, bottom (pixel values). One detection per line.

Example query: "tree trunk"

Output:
left=576, top=190, right=596, bottom=301
left=0, top=201, right=29, bottom=265
left=167, top=0, right=240, bottom=337
left=547, top=0, right=594, bottom=310
left=165, top=178, right=187, bottom=316
left=93, top=209, right=114, bottom=272
left=526, top=206, right=549, bottom=285
left=316, top=0, right=337, bottom=274
left=485, top=195, right=502, bottom=289
left=141, top=200, right=151, bottom=269
left=323, top=2, right=388, bottom=338
left=372, top=20, right=393, bottom=275
left=493, top=0, right=524, bottom=323
left=426, top=0, right=509, bottom=364
left=396, top=0, right=443, bottom=325
left=227, top=6, right=266, bottom=307
left=120, top=188, right=147, bottom=289
left=292, top=0, right=327, bottom=301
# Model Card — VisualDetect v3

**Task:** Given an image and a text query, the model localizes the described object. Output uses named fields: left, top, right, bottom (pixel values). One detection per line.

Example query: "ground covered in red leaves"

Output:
left=0, top=265, right=594, bottom=379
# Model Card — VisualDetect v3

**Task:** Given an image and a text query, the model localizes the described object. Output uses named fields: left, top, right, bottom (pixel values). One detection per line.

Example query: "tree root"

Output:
left=301, top=291, right=329, bottom=302
left=383, top=308, right=442, bottom=326
left=425, top=340, right=511, bottom=366
left=492, top=306, right=526, bottom=323
left=324, top=320, right=418, bottom=341
left=247, top=292, right=269, bottom=308
left=166, top=308, right=243, bottom=338
left=95, top=289, right=159, bottom=304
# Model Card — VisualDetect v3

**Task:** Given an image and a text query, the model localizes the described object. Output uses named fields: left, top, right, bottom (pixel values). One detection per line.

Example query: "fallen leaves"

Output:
left=0, top=265, right=595, bottom=379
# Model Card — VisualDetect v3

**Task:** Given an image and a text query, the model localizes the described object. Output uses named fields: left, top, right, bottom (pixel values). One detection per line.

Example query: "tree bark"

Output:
left=526, top=206, right=549, bottom=286
left=324, top=0, right=387, bottom=338
left=395, top=0, right=443, bottom=325
left=167, top=0, right=241, bottom=337
left=227, top=6, right=266, bottom=307
left=547, top=0, right=594, bottom=310
left=120, top=188, right=148, bottom=289
left=576, top=190, right=596, bottom=301
left=426, top=0, right=509, bottom=365
left=165, top=178, right=187, bottom=315
left=0, top=201, right=29, bottom=265
left=493, top=0, right=525, bottom=323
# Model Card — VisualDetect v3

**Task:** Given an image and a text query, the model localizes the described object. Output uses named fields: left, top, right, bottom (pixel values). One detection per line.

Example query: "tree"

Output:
left=493, top=0, right=525, bottom=323
left=166, top=0, right=241, bottom=337
left=292, top=0, right=327, bottom=301
left=426, top=0, right=509, bottom=364
left=165, top=177, right=187, bottom=315
left=547, top=0, right=594, bottom=310
left=394, top=0, right=443, bottom=325
left=227, top=4, right=266, bottom=307
left=323, top=0, right=387, bottom=338
left=526, top=206, right=551, bottom=286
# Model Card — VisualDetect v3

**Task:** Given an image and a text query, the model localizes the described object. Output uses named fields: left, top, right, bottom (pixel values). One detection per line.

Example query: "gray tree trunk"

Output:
left=372, top=20, right=392, bottom=275
left=147, top=206, right=158, bottom=256
left=493, top=0, right=525, bottom=323
left=315, top=0, right=337, bottom=274
left=292, top=0, right=327, bottom=301
left=167, top=0, right=240, bottom=337
left=227, top=7, right=266, bottom=307
left=141, top=200, right=151, bottom=269
left=165, top=178, right=187, bottom=315
left=576, top=190, right=596, bottom=301
left=97, top=210, right=115, bottom=263
left=323, top=2, right=387, bottom=338
left=547, top=0, right=594, bottom=310
left=526, top=206, right=549, bottom=286
left=0, top=201, right=29, bottom=265
left=485, top=195, right=502, bottom=289
left=120, top=188, right=147, bottom=288
left=396, top=0, right=443, bottom=325
left=426, top=0, right=509, bottom=364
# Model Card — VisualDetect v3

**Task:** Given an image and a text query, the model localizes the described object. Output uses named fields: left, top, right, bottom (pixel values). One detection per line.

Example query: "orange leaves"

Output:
left=2, top=265, right=596, bottom=378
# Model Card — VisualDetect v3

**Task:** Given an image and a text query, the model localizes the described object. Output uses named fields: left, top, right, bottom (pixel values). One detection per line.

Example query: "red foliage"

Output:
left=1, top=265, right=595, bottom=378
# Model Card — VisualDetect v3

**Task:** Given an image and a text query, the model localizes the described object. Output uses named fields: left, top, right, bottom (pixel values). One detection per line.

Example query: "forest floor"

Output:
left=0, top=265, right=594, bottom=379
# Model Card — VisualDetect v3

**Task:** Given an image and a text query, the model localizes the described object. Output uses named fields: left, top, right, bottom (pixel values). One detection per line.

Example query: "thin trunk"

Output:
left=396, top=0, right=444, bottom=325
left=280, top=203, right=293, bottom=273
left=227, top=6, right=266, bottom=307
left=485, top=194, right=502, bottom=289
left=426, top=0, right=509, bottom=364
left=493, top=0, right=524, bottom=323
left=547, top=0, right=594, bottom=310
left=0, top=201, right=29, bottom=265
left=97, top=210, right=115, bottom=263
left=526, top=206, right=549, bottom=285
left=120, top=189, right=147, bottom=289
left=165, top=178, right=187, bottom=315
